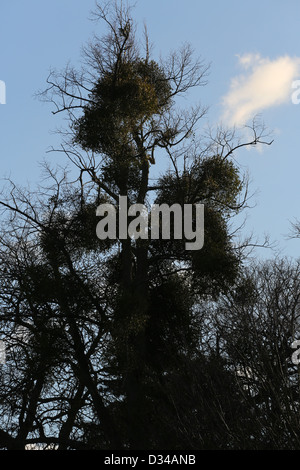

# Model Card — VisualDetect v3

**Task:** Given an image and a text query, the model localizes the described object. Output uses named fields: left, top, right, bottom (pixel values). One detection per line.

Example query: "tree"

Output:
left=0, top=1, right=273, bottom=450
left=289, top=219, right=300, bottom=240
left=211, top=258, right=300, bottom=449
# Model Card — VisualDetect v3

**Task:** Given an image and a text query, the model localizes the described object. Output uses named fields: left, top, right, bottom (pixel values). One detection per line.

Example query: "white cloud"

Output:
left=221, top=53, right=300, bottom=127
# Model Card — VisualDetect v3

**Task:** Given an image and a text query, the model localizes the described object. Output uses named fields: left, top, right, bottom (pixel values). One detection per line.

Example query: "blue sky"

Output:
left=1, top=0, right=300, bottom=259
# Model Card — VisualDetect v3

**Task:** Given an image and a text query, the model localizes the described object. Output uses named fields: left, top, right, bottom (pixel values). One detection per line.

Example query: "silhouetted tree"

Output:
left=211, top=258, right=300, bottom=449
left=0, top=1, right=274, bottom=450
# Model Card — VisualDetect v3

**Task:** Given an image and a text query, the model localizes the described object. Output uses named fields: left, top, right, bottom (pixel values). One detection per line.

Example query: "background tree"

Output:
left=210, top=258, right=300, bottom=449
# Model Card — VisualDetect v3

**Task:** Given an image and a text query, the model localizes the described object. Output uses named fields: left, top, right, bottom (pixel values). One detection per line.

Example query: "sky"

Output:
left=1, top=0, right=300, bottom=260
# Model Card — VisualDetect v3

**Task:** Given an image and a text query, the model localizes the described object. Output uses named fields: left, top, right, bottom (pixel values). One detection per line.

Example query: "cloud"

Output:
left=221, top=53, right=300, bottom=127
